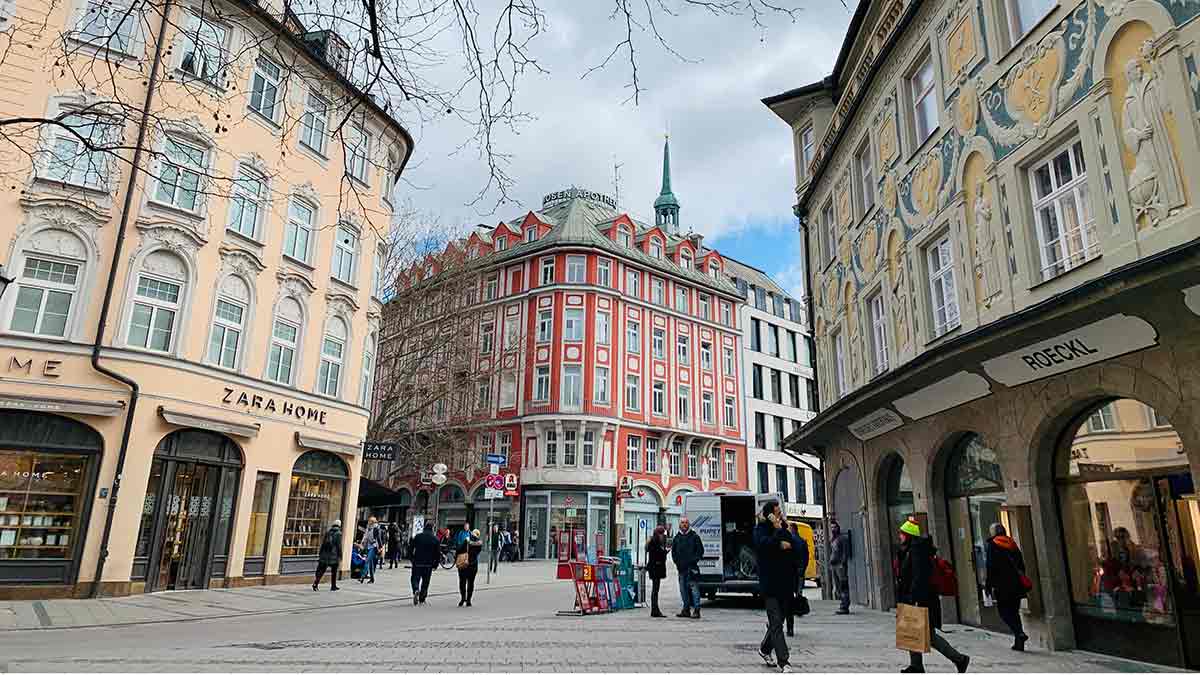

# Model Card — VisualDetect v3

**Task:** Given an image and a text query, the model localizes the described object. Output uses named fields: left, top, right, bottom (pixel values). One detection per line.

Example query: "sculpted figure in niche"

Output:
left=973, top=185, right=1001, bottom=304
left=1123, top=46, right=1185, bottom=227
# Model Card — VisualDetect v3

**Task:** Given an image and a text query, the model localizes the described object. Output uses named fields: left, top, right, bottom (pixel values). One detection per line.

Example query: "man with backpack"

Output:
left=896, top=518, right=969, bottom=673
left=985, top=522, right=1030, bottom=651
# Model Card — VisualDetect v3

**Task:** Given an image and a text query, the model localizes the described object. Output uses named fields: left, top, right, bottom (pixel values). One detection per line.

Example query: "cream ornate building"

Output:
left=0, top=0, right=410, bottom=597
left=767, top=0, right=1200, bottom=667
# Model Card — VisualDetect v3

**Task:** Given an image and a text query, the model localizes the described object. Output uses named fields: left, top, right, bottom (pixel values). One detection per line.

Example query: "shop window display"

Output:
left=0, top=451, right=88, bottom=559
left=282, top=451, right=348, bottom=558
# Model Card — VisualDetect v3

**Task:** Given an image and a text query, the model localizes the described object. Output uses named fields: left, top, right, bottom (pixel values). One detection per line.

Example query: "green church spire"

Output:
left=654, top=134, right=680, bottom=232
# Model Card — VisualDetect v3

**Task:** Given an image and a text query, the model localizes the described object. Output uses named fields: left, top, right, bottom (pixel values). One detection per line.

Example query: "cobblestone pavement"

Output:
left=0, top=564, right=1181, bottom=672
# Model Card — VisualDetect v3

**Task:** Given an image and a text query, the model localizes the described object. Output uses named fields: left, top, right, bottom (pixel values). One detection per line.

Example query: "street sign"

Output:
left=362, top=441, right=396, bottom=461
left=504, top=473, right=518, bottom=490
left=484, top=487, right=504, bottom=500
left=485, top=474, right=504, bottom=489
left=485, top=453, right=506, bottom=465
left=431, top=473, right=447, bottom=485
left=432, top=463, right=448, bottom=474
left=489, top=463, right=500, bottom=475
left=419, top=472, right=432, bottom=486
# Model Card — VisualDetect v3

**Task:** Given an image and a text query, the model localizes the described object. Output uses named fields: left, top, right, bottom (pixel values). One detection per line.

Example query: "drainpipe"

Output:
left=89, top=0, right=174, bottom=598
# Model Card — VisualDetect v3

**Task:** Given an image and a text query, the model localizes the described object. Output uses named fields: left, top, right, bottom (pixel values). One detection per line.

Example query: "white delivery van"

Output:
left=683, top=490, right=784, bottom=598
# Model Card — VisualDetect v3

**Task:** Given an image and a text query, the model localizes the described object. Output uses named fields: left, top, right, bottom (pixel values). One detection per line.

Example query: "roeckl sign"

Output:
left=982, top=314, right=1158, bottom=387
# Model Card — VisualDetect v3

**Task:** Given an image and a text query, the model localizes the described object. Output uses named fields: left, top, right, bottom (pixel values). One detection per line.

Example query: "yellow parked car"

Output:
left=789, top=520, right=820, bottom=584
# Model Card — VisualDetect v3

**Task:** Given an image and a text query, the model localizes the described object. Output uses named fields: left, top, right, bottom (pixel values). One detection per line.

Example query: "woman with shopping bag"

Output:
left=896, top=518, right=969, bottom=674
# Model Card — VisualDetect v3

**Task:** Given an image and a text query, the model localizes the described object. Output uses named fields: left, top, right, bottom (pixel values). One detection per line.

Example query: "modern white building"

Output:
left=725, top=258, right=823, bottom=525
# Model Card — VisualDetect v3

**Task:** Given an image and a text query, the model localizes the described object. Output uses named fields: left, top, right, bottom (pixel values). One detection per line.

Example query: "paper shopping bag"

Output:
left=895, top=603, right=931, bottom=653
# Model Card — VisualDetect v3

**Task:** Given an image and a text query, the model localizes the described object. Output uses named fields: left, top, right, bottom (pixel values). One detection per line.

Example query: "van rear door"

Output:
left=684, top=492, right=723, bottom=581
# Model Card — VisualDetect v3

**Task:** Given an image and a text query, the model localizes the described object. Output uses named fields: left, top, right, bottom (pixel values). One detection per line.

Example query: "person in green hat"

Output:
left=896, top=517, right=970, bottom=674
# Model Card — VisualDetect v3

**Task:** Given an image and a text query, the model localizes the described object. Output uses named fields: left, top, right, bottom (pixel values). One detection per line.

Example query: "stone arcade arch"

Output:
left=832, top=461, right=869, bottom=608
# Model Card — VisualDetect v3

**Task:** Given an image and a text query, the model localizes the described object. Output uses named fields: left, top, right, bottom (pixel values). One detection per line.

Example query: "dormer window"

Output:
left=618, top=226, right=632, bottom=247
left=650, top=239, right=663, bottom=259
left=709, top=264, right=721, bottom=280
left=525, top=227, right=536, bottom=243
left=495, top=237, right=507, bottom=252
left=680, top=250, right=693, bottom=270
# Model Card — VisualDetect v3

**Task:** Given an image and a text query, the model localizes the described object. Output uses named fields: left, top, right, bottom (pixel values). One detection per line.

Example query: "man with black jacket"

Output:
left=671, top=517, right=704, bottom=619
left=410, top=522, right=441, bottom=605
left=896, top=519, right=969, bottom=673
left=985, top=523, right=1029, bottom=651
left=754, top=501, right=795, bottom=672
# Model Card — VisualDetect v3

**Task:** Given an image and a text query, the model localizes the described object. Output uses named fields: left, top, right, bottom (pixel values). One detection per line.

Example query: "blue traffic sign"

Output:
left=485, top=453, right=506, bottom=465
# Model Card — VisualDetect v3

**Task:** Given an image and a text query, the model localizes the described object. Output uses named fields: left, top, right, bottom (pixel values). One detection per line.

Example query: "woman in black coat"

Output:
left=313, top=520, right=342, bottom=591
left=896, top=520, right=969, bottom=673
left=645, top=525, right=669, bottom=618
left=456, top=529, right=484, bottom=606
left=985, top=523, right=1029, bottom=650
left=387, top=523, right=402, bottom=569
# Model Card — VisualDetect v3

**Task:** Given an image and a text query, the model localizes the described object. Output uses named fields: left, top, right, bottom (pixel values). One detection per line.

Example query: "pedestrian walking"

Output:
left=410, top=521, right=440, bottom=605
left=359, top=516, right=383, bottom=584
left=754, top=501, right=795, bottom=672
left=786, top=521, right=810, bottom=636
left=387, top=522, right=402, bottom=569
left=671, top=516, right=704, bottom=619
left=501, top=527, right=515, bottom=562
left=896, top=519, right=969, bottom=674
left=455, top=522, right=471, bottom=547
left=985, top=523, right=1030, bottom=651
left=456, top=528, right=484, bottom=606
left=514, top=528, right=523, bottom=561
left=489, top=524, right=501, bottom=574
left=645, top=525, right=669, bottom=618
left=829, top=520, right=851, bottom=615
left=312, top=520, right=342, bottom=591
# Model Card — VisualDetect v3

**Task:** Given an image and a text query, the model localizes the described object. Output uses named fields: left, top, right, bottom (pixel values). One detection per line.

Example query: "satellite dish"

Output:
left=431, top=473, right=448, bottom=485
left=432, top=463, right=448, bottom=474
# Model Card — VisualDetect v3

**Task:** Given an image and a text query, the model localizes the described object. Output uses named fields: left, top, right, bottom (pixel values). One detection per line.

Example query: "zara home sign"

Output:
left=981, top=314, right=1157, bottom=387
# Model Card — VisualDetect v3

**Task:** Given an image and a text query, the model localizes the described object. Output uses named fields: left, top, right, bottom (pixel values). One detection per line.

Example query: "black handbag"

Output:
left=794, top=594, right=811, bottom=616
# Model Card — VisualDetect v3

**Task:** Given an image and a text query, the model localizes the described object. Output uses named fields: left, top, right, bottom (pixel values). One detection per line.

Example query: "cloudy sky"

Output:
left=397, top=1, right=854, bottom=298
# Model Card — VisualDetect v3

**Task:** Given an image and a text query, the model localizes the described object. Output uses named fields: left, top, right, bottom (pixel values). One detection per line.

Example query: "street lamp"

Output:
left=0, top=265, right=12, bottom=301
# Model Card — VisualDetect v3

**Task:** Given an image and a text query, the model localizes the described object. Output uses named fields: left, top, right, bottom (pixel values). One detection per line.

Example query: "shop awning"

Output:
left=159, top=406, right=260, bottom=438
left=295, top=432, right=360, bottom=456
left=358, top=476, right=406, bottom=508
left=0, top=394, right=125, bottom=417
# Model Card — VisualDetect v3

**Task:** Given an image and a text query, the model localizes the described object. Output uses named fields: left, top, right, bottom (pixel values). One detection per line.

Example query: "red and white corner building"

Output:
left=378, top=140, right=749, bottom=558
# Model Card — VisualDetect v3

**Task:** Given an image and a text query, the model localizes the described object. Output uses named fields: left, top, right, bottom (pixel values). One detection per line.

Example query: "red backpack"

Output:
left=931, top=556, right=958, bottom=597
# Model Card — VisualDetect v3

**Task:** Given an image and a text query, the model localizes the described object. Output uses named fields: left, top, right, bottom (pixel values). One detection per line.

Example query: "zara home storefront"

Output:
left=0, top=341, right=369, bottom=598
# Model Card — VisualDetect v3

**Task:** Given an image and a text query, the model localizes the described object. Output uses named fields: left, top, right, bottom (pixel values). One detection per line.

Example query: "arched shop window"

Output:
left=1056, top=398, right=1193, bottom=666
left=943, top=433, right=1006, bottom=631
left=282, top=451, right=348, bottom=560
left=0, top=411, right=102, bottom=586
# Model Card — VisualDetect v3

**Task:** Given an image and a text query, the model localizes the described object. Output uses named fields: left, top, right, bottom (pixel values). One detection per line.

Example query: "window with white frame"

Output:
left=266, top=305, right=300, bottom=384
left=926, top=234, right=960, bottom=337
left=331, top=225, right=358, bottom=285
left=708, top=450, right=720, bottom=481
left=645, top=438, right=659, bottom=473
left=344, top=123, right=370, bottom=183
left=676, top=334, right=689, bottom=362
left=1030, top=139, right=1097, bottom=281
left=154, top=137, right=206, bottom=212
left=534, top=365, right=551, bottom=401
left=248, top=56, right=282, bottom=122
left=652, top=278, right=665, bottom=305
left=566, top=255, right=585, bottom=283
left=9, top=256, right=82, bottom=337
left=317, top=317, right=347, bottom=397
left=74, top=0, right=139, bottom=53
left=525, top=227, right=537, bottom=243
left=700, top=341, right=713, bottom=370
left=479, top=320, right=494, bottom=354
left=677, top=385, right=690, bottom=422
left=675, top=286, right=688, bottom=312
left=723, top=347, right=735, bottom=376
left=1005, top=0, right=1055, bottom=44
left=300, top=91, right=329, bottom=154
left=594, top=366, right=610, bottom=404
left=360, top=334, right=375, bottom=406
left=650, top=239, right=663, bottom=259
left=596, top=312, right=610, bottom=345
left=206, top=295, right=245, bottom=369
left=226, top=166, right=265, bottom=238
left=686, top=444, right=699, bottom=478
left=625, top=374, right=640, bottom=410
left=908, top=51, right=938, bottom=146
left=626, top=319, right=640, bottom=354
left=580, top=431, right=593, bottom=466
left=503, top=313, right=520, bottom=349
left=680, top=250, right=693, bottom=270
left=702, top=392, right=714, bottom=425
left=699, top=293, right=711, bottom=321
left=832, top=329, right=847, bottom=396
left=725, top=450, right=736, bottom=482
left=477, top=433, right=493, bottom=467
left=545, top=430, right=557, bottom=465
left=1088, top=403, right=1116, bottom=432
left=178, top=9, right=227, bottom=84
left=618, top=226, right=632, bottom=247
left=627, top=436, right=641, bottom=472
left=626, top=268, right=640, bottom=296
left=284, top=198, right=314, bottom=262
left=42, top=111, right=111, bottom=188
left=564, top=308, right=584, bottom=341
left=721, top=302, right=732, bottom=326
left=476, top=379, right=491, bottom=411
left=652, top=328, right=666, bottom=359
left=540, top=257, right=555, bottom=285
left=597, top=259, right=611, bottom=287
left=128, top=272, right=183, bottom=352
left=536, top=309, right=552, bottom=342
left=821, top=200, right=836, bottom=266
left=484, top=275, right=498, bottom=300
left=498, top=431, right=512, bottom=465
left=499, top=373, right=517, bottom=408
left=652, top=381, right=666, bottom=416
left=855, top=136, right=876, bottom=215
left=869, top=292, right=888, bottom=375
left=669, top=442, right=682, bottom=475
left=494, top=236, right=507, bottom=252
left=799, top=125, right=815, bottom=181
left=724, top=396, right=736, bottom=428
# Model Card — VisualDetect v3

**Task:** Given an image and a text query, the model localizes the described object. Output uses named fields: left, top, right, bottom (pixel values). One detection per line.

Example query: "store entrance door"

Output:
left=153, top=461, right=221, bottom=591
left=1158, top=473, right=1200, bottom=668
